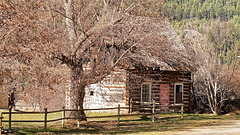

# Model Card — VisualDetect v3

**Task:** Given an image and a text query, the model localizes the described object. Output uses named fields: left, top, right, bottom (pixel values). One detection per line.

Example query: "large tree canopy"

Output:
left=1, top=0, right=189, bottom=118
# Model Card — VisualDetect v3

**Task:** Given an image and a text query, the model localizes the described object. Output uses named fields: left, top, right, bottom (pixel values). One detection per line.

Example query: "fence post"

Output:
left=9, top=107, right=11, bottom=129
left=77, top=106, right=80, bottom=127
left=44, top=108, right=47, bottom=131
left=62, top=106, right=65, bottom=128
left=117, top=104, right=120, bottom=125
left=181, top=104, right=184, bottom=119
left=152, top=100, right=155, bottom=122
left=0, top=112, right=3, bottom=135
left=130, top=99, right=132, bottom=114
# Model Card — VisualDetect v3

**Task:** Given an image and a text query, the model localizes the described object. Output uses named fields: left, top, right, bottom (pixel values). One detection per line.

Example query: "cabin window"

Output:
left=174, top=83, right=183, bottom=104
left=141, top=83, right=151, bottom=102
left=90, top=91, right=94, bottom=96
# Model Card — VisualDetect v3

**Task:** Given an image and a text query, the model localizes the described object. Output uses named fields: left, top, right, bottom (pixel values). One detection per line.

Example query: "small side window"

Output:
left=141, top=83, right=151, bottom=102
left=174, top=83, right=183, bottom=104
left=90, top=91, right=94, bottom=96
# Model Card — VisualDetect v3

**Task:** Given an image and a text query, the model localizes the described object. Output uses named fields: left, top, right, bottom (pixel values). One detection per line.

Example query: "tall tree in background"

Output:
left=1, top=0, right=168, bottom=119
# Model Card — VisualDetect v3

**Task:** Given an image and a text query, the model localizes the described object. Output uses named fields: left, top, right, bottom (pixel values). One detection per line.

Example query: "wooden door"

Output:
left=160, top=84, right=169, bottom=109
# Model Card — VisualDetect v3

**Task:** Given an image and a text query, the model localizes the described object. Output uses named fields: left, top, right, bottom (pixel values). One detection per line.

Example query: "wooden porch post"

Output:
left=77, top=106, right=80, bottom=127
left=44, top=108, right=47, bottom=131
left=130, top=99, right=132, bottom=114
left=8, top=108, right=11, bottom=129
left=152, top=100, right=155, bottom=122
left=62, top=106, right=65, bottom=128
left=117, top=104, right=120, bottom=125
left=181, top=104, right=184, bottom=119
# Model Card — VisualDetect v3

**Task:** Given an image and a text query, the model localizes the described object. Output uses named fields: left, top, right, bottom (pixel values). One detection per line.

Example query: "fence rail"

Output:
left=0, top=101, right=184, bottom=131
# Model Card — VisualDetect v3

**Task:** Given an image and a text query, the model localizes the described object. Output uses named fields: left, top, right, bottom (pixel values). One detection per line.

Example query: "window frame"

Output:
left=174, top=83, right=183, bottom=104
left=141, top=82, right=151, bottom=102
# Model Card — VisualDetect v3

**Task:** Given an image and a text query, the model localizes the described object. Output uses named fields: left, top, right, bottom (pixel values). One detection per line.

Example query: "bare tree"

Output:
left=183, top=21, right=240, bottom=114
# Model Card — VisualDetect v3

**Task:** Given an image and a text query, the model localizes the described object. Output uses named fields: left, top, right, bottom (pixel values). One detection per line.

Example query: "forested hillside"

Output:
left=165, top=0, right=240, bottom=65
left=166, top=0, right=240, bottom=22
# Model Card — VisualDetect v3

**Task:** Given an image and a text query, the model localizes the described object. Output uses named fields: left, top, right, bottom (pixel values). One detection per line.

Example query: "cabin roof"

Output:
left=102, top=14, right=191, bottom=71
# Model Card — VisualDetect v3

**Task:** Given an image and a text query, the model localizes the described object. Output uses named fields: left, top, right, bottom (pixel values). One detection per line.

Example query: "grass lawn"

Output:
left=1, top=111, right=240, bottom=135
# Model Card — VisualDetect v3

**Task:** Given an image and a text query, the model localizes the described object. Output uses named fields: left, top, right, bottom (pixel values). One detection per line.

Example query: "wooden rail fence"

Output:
left=0, top=101, right=184, bottom=132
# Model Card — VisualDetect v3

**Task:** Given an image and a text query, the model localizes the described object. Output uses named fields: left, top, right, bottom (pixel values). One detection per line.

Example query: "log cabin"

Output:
left=64, top=16, right=193, bottom=112
left=76, top=66, right=192, bottom=112
left=127, top=67, right=192, bottom=112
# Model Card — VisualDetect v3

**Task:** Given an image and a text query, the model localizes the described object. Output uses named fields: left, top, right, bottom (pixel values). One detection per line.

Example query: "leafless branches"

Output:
left=183, top=21, right=240, bottom=114
left=1, top=0, right=170, bottom=116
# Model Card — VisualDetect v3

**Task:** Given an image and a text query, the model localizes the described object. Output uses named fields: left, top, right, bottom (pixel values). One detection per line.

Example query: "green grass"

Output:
left=1, top=111, right=240, bottom=135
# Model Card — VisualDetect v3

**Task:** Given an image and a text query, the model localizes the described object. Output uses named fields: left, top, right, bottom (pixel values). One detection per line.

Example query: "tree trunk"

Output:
left=75, top=85, right=87, bottom=121
left=214, top=82, right=218, bottom=115
left=71, top=68, right=87, bottom=121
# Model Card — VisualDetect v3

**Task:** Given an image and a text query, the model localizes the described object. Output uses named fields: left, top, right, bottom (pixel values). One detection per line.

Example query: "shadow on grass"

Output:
left=13, top=121, right=173, bottom=135
left=107, top=122, right=177, bottom=134
left=184, top=114, right=221, bottom=120
left=14, top=124, right=104, bottom=134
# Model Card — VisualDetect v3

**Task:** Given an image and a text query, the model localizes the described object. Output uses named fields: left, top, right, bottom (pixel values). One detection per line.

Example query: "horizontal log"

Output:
left=156, top=110, right=182, bottom=114
left=2, top=111, right=45, bottom=114
left=132, top=106, right=153, bottom=109
left=47, top=118, right=63, bottom=122
left=130, top=88, right=140, bottom=90
left=132, top=101, right=184, bottom=106
left=131, top=97, right=141, bottom=100
left=86, top=115, right=119, bottom=119
left=101, top=86, right=126, bottom=89
left=65, top=107, right=119, bottom=111
left=132, top=105, right=185, bottom=108
left=65, top=106, right=135, bottom=111
left=151, top=84, right=160, bottom=87
left=2, top=120, right=45, bottom=123
left=151, top=88, right=161, bottom=91
left=133, top=101, right=153, bottom=104
left=65, top=113, right=153, bottom=119
left=47, top=110, right=63, bottom=114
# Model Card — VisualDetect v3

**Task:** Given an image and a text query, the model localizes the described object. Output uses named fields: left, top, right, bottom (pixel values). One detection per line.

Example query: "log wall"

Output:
left=127, top=69, right=192, bottom=112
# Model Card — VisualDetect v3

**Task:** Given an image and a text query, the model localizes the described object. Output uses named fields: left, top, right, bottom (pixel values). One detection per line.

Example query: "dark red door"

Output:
left=160, top=84, right=169, bottom=109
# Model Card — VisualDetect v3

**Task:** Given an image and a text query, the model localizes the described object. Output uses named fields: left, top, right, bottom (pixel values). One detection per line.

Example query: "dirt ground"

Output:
left=167, top=120, right=240, bottom=135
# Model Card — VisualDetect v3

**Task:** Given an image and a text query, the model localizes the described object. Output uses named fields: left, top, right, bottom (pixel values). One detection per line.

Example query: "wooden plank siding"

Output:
left=128, top=69, right=191, bottom=112
left=83, top=69, right=127, bottom=110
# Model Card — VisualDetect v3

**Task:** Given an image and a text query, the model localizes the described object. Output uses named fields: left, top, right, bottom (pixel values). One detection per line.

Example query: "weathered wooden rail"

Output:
left=0, top=101, right=184, bottom=132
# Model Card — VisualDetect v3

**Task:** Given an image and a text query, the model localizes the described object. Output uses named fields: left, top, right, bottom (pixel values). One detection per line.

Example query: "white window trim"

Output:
left=174, top=83, right=183, bottom=104
left=141, top=82, right=151, bottom=102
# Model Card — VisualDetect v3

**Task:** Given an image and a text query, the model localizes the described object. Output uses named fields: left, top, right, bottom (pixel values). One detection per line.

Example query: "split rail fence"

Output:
left=0, top=100, right=184, bottom=132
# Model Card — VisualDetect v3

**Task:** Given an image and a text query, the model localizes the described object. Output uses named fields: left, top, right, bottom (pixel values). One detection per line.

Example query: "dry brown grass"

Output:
left=1, top=112, right=240, bottom=134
